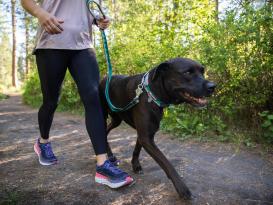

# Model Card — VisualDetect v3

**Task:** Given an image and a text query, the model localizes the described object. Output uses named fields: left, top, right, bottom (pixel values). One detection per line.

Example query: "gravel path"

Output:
left=1, top=94, right=273, bottom=205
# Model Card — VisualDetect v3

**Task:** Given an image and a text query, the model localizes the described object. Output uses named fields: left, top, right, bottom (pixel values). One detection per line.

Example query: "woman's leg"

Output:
left=67, top=49, right=107, bottom=160
left=34, top=49, right=68, bottom=165
left=36, top=49, right=68, bottom=140
left=68, top=48, right=133, bottom=188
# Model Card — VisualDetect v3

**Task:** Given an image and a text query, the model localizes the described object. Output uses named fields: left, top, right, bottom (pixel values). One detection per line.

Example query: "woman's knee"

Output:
left=40, top=99, right=59, bottom=113
left=80, top=85, right=100, bottom=106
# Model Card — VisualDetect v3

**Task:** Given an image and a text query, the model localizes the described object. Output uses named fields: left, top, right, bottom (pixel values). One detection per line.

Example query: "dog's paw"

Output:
left=177, top=188, right=192, bottom=200
left=132, top=164, right=143, bottom=174
left=175, top=181, right=192, bottom=200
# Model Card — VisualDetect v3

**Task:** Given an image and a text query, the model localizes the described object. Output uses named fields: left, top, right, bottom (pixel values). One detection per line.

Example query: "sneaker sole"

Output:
left=34, top=142, right=58, bottom=166
left=95, top=173, right=134, bottom=189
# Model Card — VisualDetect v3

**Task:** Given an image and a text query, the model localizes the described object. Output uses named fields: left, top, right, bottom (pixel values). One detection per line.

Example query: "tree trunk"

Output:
left=11, top=0, right=17, bottom=87
left=24, top=12, right=30, bottom=75
left=215, top=0, right=219, bottom=22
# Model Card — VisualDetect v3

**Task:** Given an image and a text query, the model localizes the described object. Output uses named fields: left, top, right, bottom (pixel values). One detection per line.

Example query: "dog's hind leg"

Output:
left=106, top=115, right=122, bottom=136
left=106, top=115, right=122, bottom=164
left=131, top=139, right=143, bottom=174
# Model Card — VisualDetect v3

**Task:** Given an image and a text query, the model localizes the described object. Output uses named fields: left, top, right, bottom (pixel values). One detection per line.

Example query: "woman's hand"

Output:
left=97, top=17, right=110, bottom=30
left=21, top=0, right=63, bottom=34
left=37, top=10, right=64, bottom=34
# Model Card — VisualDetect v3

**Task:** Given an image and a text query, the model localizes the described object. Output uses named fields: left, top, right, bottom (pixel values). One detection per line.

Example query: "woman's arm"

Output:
left=21, top=0, right=64, bottom=34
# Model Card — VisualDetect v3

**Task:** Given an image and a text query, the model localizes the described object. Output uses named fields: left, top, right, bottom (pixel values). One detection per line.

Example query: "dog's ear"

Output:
left=151, top=61, right=169, bottom=81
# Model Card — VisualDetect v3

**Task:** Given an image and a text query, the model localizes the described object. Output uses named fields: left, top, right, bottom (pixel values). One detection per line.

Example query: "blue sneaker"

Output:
left=95, top=160, right=134, bottom=188
left=34, top=139, right=58, bottom=166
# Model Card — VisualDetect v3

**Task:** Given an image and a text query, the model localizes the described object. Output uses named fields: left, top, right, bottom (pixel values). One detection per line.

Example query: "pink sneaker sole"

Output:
left=34, top=141, right=58, bottom=166
left=95, top=172, right=134, bottom=188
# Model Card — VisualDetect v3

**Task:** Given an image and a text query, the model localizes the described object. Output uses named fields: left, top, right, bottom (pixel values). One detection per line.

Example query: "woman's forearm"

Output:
left=21, top=0, right=64, bottom=34
left=21, top=0, right=45, bottom=18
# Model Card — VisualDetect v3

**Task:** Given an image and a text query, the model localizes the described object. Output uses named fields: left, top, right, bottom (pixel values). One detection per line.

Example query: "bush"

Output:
left=22, top=70, right=42, bottom=107
left=259, top=111, right=273, bottom=144
left=161, top=104, right=228, bottom=141
left=23, top=70, right=83, bottom=114
left=0, top=93, right=8, bottom=101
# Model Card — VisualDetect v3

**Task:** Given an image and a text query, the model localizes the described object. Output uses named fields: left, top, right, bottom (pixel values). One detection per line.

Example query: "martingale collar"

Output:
left=141, top=72, right=170, bottom=108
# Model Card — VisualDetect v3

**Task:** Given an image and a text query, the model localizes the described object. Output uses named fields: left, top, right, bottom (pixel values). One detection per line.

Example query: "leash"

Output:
left=86, top=0, right=168, bottom=111
left=86, top=0, right=141, bottom=112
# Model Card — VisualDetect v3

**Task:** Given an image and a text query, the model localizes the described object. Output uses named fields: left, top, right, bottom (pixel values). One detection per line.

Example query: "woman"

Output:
left=21, top=0, right=133, bottom=189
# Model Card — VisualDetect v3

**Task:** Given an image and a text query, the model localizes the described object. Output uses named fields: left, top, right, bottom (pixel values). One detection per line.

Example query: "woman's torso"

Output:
left=35, top=0, right=94, bottom=50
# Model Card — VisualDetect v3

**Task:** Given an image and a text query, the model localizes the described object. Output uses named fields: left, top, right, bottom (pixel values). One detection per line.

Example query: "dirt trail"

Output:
left=1, top=94, right=273, bottom=205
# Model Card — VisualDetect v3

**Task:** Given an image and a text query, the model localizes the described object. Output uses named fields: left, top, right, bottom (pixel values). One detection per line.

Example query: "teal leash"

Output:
left=101, top=31, right=139, bottom=112
left=86, top=0, right=141, bottom=112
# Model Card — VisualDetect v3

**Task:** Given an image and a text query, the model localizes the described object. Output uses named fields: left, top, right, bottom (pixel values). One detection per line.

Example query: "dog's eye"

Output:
left=200, top=67, right=205, bottom=74
left=184, top=69, right=194, bottom=75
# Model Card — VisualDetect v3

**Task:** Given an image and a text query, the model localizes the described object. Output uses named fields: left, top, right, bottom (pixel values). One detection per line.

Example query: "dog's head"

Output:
left=152, top=58, right=216, bottom=108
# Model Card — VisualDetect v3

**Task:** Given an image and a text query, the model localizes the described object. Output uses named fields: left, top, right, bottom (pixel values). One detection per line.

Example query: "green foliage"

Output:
left=1, top=189, right=22, bottom=205
left=22, top=1, right=273, bottom=145
left=161, top=105, right=228, bottom=141
left=198, top=4, right=273, bottom=114
left=259, top=111, right=273, bottom=144
left=22, top=68, right=83, bottom=114
left=160, top=2, right=273, bottom=143
left=57, top=73, right=84, bottom=114
left=0, top=93, right=8, bottom=101
left=161, top=106, right=208, bottom=139
left=22, top=69, right=42, bottom=108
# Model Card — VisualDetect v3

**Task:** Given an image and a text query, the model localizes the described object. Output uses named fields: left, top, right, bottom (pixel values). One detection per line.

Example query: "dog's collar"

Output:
left=141, top=72, right=170, bottom=108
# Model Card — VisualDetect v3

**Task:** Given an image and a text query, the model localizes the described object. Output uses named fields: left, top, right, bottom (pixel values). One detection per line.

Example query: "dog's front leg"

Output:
left=131, top=139, right=143, bottom=174
left=137, top=132, right=192, bottom=200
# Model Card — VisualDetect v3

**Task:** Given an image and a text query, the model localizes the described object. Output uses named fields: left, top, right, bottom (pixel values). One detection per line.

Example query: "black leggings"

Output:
left=35, top=49, right=107, bottom=155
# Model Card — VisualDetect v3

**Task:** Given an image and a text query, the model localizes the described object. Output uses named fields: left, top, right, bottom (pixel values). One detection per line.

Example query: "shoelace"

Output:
left=105, top=160, right=124, bottom=175
left=42, top=143, right=55, bottom=158
left=108, top=156, right=120, bottom=166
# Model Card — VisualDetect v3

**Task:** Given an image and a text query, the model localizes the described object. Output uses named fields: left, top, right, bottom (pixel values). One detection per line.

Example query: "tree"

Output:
left=24, top=11, right=30, bottom=75
left=215, top=0, right=219, bottom=22
left=0, top=33, right=12, bottom=89
left=11, top=0, right=17, bottom=87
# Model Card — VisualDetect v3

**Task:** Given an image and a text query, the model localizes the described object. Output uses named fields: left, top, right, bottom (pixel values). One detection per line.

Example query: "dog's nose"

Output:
left=206, top=82, right=216, bottom=94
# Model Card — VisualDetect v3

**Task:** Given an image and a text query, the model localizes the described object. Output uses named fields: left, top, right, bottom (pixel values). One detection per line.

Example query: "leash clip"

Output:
left=148, top=96, right=153, bottom=103
left=135, top=84, right=143, bottom=97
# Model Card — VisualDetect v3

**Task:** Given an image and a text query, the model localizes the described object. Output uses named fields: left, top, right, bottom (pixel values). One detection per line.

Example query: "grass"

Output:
left=0, top=190, right=21, bottom=205
left=0, top=93, right=8, bottom=101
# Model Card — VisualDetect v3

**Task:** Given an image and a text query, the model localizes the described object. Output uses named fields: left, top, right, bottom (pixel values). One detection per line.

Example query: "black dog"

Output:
left=99, top=57, right=216, bottom=199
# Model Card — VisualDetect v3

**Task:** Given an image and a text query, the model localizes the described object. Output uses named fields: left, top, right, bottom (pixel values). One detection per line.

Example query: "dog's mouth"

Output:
left=180, top=92, right=208, bottom=107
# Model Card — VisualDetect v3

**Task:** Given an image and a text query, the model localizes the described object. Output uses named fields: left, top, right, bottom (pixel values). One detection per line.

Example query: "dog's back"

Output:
left=99, top=74, right=144, bottom=114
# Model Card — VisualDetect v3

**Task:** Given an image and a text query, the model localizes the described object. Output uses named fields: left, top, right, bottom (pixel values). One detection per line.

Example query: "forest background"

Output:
left=0, top=0, right=272, bottom=147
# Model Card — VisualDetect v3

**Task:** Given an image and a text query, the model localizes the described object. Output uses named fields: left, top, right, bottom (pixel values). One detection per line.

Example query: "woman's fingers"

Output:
left=49, top=21, right=62, bottom=34
left=44, top=25, right=50, bottom=33
left=101, top=18, right=110, bottom=23
left=45, top=17, right=64, bottom=34
left=52, top=18, right=64, bottom=32
left=38, top=11, right=64, bottom=34
left=97, top=17, right=110, bottom=29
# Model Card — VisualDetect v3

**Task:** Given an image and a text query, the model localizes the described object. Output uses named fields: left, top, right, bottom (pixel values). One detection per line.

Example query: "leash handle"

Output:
left=86, top=0, right=106, bottom=20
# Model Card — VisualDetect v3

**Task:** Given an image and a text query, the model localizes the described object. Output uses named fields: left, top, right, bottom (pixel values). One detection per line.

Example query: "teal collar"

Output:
left=141, top=72, right=170, bottom=108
